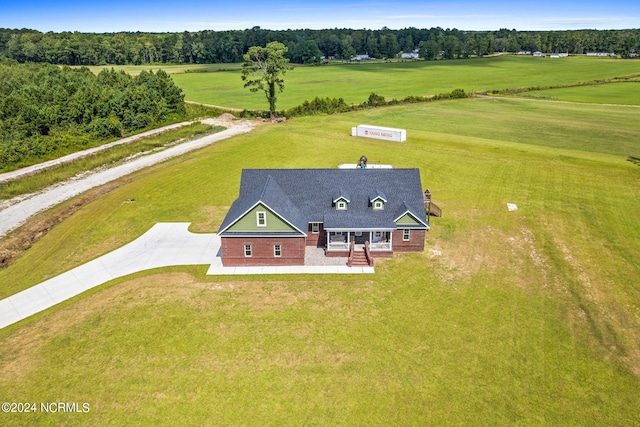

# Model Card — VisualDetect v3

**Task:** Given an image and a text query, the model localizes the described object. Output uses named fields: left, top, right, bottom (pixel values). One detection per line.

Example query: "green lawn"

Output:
left=170, top=56, right=640, bottom=110
left=344, top=97, right=640, bottom=157
left=1, top=96, right=639, bottom=425
left=518, top=81, right=640, bottom=105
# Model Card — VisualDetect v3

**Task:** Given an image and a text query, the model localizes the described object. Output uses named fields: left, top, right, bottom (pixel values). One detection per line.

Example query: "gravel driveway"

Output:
left=0, top=119, right=254, bottom=237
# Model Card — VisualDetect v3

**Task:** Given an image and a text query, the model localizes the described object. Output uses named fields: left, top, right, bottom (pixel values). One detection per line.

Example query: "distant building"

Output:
left=351, top=54, right=374, bottom=61
left=587, top=52, right=615, bottom=57
left=517, top=50, right=531, bottom=55
left=401, top=49, right=420, bottom=59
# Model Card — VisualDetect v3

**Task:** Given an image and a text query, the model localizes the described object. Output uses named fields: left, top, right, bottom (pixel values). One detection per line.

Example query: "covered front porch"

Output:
left=326, top=230, right=393, bottom=253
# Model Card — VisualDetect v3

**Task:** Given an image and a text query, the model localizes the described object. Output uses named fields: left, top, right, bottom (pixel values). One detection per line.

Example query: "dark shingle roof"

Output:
left=218, top=168, right=428, bottom=234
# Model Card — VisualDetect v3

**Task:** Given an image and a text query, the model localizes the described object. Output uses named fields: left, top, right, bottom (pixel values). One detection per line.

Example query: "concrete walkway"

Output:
left=0, top=223, right=373, bottom=329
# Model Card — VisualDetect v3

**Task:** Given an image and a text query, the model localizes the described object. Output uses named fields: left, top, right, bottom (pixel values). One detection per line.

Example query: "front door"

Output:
left=352, top=232, right=369, bottom=245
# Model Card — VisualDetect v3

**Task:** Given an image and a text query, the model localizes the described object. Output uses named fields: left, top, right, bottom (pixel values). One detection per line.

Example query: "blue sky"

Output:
left=2, top=0, right=638, bottom=32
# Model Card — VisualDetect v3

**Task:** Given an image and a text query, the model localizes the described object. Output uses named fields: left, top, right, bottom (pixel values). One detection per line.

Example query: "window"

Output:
left=403, top=229, right=411, bottom=241
left=373, top=200, right=384, bottom=210
left=311, top=222, right=320, bottom=233
left=336, top=200, right=347, bottom=210
left=256, top=211, right=267, bottom=227
left=355, top=231, right=363, bottom=237
left=244, top=244, right=252, bottom=257
left=274, top=244, right=282, bottom=257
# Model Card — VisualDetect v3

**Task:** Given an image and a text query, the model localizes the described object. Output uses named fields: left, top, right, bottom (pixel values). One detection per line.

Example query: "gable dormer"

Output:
left=369, top=190, right=387, bottom=210
left=332, top=189, right=351, bottom=210
left=333, top=196, right=350, bottom=210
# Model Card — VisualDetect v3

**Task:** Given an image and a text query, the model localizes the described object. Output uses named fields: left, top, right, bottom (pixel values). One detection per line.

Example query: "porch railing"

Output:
left=369, top=242, right=391, bottom=251
left=364, top=241, right=374, bottom=267
left=327, top=242, right=349, bottom=251
left=347, top=241, right=355, bottom=267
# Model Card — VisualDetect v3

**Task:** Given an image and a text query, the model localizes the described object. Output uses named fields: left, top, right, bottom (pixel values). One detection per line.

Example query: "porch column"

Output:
left=388, top=230, right=393, bottom=250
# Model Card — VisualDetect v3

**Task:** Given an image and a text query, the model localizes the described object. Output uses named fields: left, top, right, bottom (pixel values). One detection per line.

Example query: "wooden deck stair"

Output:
left=423, top=189, right=442, bottom=217
left=425, top=200, right=442, bottom=217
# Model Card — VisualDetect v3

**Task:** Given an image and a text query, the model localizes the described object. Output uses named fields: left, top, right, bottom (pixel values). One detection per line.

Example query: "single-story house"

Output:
left=218, top=168, right=429, bottom=266
left=351, top=54, right=375, bottom=61
left=401, top=49, right=420, bottom=59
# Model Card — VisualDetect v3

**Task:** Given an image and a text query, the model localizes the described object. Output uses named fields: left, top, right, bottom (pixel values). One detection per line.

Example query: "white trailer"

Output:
left=351, top=124, right=406, bottom=142
left=337, top=163, right=392, bottom=169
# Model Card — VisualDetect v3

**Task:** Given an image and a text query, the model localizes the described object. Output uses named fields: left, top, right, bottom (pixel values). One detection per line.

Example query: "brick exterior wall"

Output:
left=220, top=229, right=425, bottom=266
left=306, top=222, right=326, bottom=247
left=325, top=250, right=349, bottom=257
left=221, top=237, right=305, bottom=266
left=392, top=229, right=426, bottom=252
left=369, top=250, right=394, bottom=258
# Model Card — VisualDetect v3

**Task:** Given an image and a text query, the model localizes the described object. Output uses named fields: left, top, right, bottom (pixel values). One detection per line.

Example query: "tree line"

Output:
left=284, top=89, right=469, bottom=117
left=0, top=59, right=185, bottom=170
left=1, top=27, right=639, bottom=66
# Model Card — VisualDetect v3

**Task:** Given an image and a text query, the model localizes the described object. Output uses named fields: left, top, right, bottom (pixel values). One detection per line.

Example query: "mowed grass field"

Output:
left=1, top=89, right=639, bottom=424
left=170, top=56, right=640, bottom=110
left=518, top=81, right=640, bottom=105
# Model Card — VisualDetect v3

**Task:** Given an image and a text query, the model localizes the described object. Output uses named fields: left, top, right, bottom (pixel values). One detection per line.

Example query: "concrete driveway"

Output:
left=0, top=223, right=373, bottom=329
left=0, top=223, right=218, bottom=329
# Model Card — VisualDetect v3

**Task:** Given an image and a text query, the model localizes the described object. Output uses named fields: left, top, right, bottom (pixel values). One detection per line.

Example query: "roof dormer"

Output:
left=333, top=196, right=349, bottom=210
left=369, top=190, right=387, bottom=210
left=372, top=198, right=385, bottom=210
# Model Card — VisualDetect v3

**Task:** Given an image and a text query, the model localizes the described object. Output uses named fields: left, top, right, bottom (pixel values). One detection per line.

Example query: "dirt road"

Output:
left=0, top=118, right=254, bottom=237
left=0, top=121, right=199, bottom=184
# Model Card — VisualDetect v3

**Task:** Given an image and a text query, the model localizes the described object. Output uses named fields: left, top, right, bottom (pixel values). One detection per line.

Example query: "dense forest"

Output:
left=0, top=59, right=185, bottom=170
left=1, top=26, right=638, bottom=169
left=1, top=27, right=639, bottom=65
